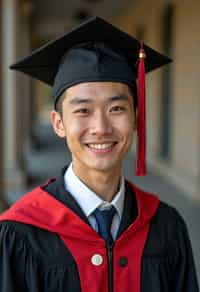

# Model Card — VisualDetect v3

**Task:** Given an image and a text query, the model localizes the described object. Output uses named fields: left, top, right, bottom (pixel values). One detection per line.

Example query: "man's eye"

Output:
left=110, top=106, right=126, bottom=112
left=74, top=108, right=89, bottom=114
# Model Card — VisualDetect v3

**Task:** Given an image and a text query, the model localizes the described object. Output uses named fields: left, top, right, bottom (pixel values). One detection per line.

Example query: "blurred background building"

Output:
left=0, top=0, right=200, bottom=283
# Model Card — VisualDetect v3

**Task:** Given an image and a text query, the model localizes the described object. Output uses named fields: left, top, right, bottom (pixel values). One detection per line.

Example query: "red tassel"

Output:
left=136, top=42, right=147, bottom=176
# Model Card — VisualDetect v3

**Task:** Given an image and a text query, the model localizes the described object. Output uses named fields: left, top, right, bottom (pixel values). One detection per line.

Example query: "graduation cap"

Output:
left=10, top=16, right=172, bottom=176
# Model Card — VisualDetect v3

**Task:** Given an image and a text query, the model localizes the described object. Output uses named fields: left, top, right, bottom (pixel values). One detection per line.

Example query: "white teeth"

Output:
left=88, top=143, right=114, bottom=149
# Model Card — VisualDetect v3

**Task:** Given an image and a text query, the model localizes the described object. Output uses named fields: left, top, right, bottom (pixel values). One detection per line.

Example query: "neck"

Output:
left=72, top=165, right=121, bottom=202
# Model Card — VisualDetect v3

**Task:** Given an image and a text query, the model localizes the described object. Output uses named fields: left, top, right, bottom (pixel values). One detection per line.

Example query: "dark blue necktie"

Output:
left=93, top=206, right=116, bottom=245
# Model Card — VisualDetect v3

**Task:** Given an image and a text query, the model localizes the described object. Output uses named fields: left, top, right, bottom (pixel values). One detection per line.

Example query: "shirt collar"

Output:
left=64, top=163, right=125, bottom=219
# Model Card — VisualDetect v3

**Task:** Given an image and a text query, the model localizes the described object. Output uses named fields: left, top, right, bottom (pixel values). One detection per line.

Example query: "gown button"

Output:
left=91, top=254, right=103, bottom=266
left=119, top=256, right=128, bottom=267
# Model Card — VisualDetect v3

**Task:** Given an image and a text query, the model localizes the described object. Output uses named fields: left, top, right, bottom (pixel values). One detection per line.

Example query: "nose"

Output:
left=89, top=111, right=112, bottom=135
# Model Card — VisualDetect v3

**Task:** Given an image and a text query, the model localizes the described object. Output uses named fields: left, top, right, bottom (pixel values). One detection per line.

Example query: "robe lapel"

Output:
left=116, top=180, right=138, bottom=239
left=44, top=174, right=90, bottom=226
left=45, top=174, right=138, bottom=240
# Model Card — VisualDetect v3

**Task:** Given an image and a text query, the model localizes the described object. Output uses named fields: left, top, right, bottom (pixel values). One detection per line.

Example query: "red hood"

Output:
left=0, top=180, right=159, bottom=243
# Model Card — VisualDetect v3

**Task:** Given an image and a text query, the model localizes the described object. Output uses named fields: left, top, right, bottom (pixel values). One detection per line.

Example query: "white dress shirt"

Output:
left=64, top=163, right=125, bottom=240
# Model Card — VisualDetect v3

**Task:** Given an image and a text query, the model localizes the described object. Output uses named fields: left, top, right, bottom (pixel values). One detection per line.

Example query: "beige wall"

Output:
left=173, top=1, right=200, bottom=177
left=0, top=0, right=3, bottom=196
left=115, top=0, right=200, bottom=198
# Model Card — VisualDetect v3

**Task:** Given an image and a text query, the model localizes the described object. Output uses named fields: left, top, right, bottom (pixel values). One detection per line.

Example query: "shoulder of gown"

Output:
left=142, top=201, right=199, bottom=291
left=0, top=220, right=81, bottom=292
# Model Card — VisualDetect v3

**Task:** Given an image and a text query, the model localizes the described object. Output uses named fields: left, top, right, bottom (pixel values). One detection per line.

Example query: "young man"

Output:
left=0, top=17, right=199, bottom=292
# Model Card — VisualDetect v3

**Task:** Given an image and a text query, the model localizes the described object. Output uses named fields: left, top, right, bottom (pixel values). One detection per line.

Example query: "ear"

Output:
left=50, top=110, right=66, bottom=138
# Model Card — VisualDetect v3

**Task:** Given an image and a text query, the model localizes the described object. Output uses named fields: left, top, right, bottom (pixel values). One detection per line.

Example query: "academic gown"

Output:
left=0, top=169, right=199, bottom=292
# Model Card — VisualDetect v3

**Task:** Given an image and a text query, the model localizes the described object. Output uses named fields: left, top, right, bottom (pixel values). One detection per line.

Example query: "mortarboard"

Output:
left=10, top=16, right=172, bottom=176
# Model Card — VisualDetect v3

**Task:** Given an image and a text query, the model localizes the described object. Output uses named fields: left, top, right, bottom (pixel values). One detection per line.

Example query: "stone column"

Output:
left=1, top=0, right=26, bottom=201
left=0, top=0, right=9, bottom=211
left=16, top=1, right=33, bottom=171
left=0, top=0, right=3, bottom=204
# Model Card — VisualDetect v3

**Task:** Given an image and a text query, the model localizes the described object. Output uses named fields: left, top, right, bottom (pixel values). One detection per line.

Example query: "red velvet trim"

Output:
left=0, top=181, right=159, bottom=292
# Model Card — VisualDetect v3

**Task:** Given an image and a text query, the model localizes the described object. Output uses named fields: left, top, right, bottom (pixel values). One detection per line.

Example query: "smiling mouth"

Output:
left=86, top=142, right=117, bottom=150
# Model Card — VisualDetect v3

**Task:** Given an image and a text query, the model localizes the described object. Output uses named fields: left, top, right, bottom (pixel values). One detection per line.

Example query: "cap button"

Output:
left=91, top=254, right=103, bottom=266
left=119, top=256, right=128, bottom=267
left=139, top=50, right=146, bottom=59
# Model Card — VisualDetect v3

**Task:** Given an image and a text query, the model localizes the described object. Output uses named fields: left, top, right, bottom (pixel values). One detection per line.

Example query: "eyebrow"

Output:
left=69, top=94, right=129, bottom=105
left=109, top=94, right=129, bottom=102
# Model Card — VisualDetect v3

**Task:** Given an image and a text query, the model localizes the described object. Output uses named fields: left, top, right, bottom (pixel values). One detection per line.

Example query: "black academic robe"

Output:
left=0, top=169, right=199, bottom=292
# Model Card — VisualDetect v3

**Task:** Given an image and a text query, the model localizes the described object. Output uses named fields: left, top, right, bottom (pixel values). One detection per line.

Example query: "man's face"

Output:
left=51, top=82, right=136, bottom=177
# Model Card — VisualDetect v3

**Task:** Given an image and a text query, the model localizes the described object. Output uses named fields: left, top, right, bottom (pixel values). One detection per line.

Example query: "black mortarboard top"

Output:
left=10, top=16, right=172, bottom=176
left=10, top=16, right=171, bottom=104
